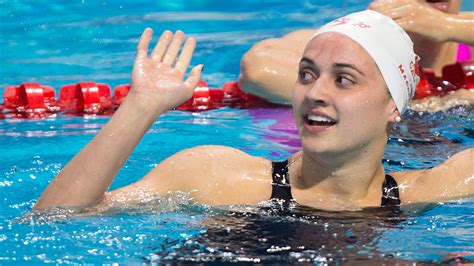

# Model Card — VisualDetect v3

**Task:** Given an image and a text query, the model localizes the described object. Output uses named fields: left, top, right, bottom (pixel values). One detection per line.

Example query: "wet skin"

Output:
left=34, top=28, right=474, bottom=214
left=239, top=0, right=474, bottom=105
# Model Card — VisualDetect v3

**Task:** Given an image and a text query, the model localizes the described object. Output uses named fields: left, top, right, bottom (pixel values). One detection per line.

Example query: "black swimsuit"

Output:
left=270, top=160, right=401, bottom=208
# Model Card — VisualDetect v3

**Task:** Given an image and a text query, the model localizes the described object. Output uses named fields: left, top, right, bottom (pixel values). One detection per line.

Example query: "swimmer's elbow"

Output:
left=239, top=38, right=294, bottom=104
left=239, top=43, right=268, bottom=88
left=240, top=37, right=285, bottom=84
left=239, top=51, right=273, bottom=101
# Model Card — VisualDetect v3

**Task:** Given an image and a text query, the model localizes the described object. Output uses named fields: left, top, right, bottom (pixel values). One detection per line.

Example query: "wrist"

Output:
left=443, top=14, right=474, bottom=43
left=118, top=93, right=167, bottom=124
left=432, top=13, right=454, bottom=43
left=122, top=92, right=169, bottom=118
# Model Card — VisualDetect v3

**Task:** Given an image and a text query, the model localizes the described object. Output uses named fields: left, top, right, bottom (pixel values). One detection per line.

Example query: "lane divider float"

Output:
left=1, top=61, right=473, bottom=119
left=413, top=61, right=473, bottom=99
left=1, top=80, right=276, bottom=118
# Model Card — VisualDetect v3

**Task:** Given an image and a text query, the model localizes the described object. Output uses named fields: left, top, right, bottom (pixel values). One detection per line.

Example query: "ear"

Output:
left=386, top=98, right=400, bottom=123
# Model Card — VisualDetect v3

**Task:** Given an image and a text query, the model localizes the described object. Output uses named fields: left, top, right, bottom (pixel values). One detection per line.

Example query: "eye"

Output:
left=298, top=69, right=315, bottom=84
left=335, top=74, right=355, bottom=87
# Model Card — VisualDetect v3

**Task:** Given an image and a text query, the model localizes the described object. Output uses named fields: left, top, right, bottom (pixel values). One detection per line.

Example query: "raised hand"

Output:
left=34, top=29, right=203, bottom=211
left=129, top=28, right=203, bottom=114
left=369, top=0, right=451, bottom=43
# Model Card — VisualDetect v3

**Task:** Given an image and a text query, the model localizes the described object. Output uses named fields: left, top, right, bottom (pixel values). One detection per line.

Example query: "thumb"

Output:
left=183, top=64, right=204, bottom=90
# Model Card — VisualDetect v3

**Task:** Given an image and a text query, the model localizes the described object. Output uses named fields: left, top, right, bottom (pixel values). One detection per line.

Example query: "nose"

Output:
left=305, top=74, right=331, bottom=106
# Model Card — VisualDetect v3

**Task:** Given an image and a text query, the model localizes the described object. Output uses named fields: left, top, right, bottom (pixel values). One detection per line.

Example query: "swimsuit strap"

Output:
left=381, top=174, right=401, bottom=207
left=270, top=160, right=293, bottom=201
left=270, top=161, right=401, bottom=209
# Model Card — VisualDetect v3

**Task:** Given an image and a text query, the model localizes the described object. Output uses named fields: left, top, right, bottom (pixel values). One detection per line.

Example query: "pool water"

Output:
left=1, top=0, right=473, bottom=264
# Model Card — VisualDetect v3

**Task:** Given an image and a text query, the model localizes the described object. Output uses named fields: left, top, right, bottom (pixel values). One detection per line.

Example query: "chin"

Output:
left=300, top=137, right=342, bottom=158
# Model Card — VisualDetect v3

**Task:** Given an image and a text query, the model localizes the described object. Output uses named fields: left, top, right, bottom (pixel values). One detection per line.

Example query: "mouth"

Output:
left=425, top=0, right=451, bottom=12
left=303, top=112, right=337, bottom=133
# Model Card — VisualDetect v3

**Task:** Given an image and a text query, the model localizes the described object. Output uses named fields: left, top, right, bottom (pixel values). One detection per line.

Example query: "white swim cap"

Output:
left=310, top=10, right=420, bottom=113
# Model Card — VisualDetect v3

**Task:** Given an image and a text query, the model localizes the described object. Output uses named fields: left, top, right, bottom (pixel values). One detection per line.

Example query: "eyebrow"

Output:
left=334, top=63, right=365, bottom=77
left=299, top=57, right=315, bottom=66
left=299, top=57, right=365, bottom=77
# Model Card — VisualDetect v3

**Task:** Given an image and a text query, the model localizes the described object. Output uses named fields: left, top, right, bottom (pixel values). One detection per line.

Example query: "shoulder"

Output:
left=159, top=145, right=270, bottom=171
left=172, top=144, right=258, bottom=158
left=391, top=148, right=474, bottom=203
left=124, top=145, right=274, bottom=205
left=156, top=145, right=274, bottom=204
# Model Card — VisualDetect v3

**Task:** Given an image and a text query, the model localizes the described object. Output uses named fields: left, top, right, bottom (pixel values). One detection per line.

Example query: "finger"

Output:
left=136, top=28, right=153, bottom=59
left=162, top=30, right=185, bottom=66
left=369, top=0, right=411, bottom=11
left=174, top=37, right=196, bottom=78
left=395, top=18, right=416, bottom=31
left=369, top=0, right=392, bottom=11
left=395, top=18, right=424, bottom=36
left=378, top=0, right=412, bottom=5
left=151, top=30, right=172, bottom=61
left=383, top=5, right=413, bottom=20
left=183, top=64, right=204, bottom=90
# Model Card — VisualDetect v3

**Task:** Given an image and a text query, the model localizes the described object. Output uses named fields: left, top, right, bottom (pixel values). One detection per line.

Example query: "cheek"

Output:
left=292, top=84, right=306, bottom=108
left=337, top=90, right=388, bottom=120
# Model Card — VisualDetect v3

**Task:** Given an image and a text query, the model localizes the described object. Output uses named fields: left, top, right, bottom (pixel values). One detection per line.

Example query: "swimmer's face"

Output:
left=424, top=0, right=461, bottom=14
left=292, top=33, right=398, bottom=157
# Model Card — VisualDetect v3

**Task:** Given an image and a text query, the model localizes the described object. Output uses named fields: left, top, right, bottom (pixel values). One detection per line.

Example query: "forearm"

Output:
left=34, top=95, right=163, bottom=210
left=33, top=28, right=201, bottom=211
left=410, top=89, right=474, bottom=112
left=445, top=12, right=474, bottom=45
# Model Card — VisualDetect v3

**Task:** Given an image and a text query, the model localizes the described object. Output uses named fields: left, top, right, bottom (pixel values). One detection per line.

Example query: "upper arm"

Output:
left=281, top=29, right=317, bottom=46
left=99, top=145, right=273, bottom=208
left=395, top=148, right=474, bottom=203
left=246, top=29, right=315, bottom=54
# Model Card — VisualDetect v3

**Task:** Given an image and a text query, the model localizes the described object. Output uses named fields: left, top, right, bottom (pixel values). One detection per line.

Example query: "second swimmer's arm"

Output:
left=33, top=29, right=203, bottom=211
left=445, top=12, right=474, bottom=46
left=239, top=29, right=315, bottom=104
left=370, top=1, right=474, bottom=46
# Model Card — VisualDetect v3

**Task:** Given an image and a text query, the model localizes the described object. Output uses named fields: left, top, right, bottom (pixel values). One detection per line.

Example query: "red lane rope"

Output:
left=414, top=61, right=473, bottom=99
left=1, top=80, right=277, bottom=118
left=1, top=61, right=472, bottom=119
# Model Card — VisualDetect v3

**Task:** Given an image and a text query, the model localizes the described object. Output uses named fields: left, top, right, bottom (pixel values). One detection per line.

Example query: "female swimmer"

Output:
left=34, top=11, right=473, bottom=213
left=239, top=0, right=474, bottom=106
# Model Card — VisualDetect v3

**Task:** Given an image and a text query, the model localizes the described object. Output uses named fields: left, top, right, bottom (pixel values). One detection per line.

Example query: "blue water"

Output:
left=1, top=0, right=473, bottom=264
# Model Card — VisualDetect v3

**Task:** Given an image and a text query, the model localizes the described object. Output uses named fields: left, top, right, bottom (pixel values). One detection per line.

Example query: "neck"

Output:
left=292, top=140, right=387, bottom=203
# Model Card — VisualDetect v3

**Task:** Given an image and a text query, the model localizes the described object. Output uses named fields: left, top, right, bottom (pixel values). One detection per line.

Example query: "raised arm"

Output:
left=34, top=28, right=203, bottom=211
left=239, top=29, right=315, bottom=104
left=369, top=0, right=474, bottom=46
